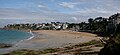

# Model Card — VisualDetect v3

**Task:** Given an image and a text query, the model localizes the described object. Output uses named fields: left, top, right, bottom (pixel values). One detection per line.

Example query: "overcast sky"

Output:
left=0, top=0, right=120, bottom=27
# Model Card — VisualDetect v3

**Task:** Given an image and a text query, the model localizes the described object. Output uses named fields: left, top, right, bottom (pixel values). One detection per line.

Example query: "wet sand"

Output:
left=0, top=30, right=100, bottom=53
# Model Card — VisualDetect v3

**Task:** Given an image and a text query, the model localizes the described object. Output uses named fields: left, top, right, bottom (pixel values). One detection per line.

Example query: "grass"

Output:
left=64, top=40, right=104, bottom=50
left=1, top=40, right=104, bottom=55
left=2, top=48, right=60, bottom=55
left=38, top=48, right=60, bottom=54
left=4, top=49, right=39, bottom=55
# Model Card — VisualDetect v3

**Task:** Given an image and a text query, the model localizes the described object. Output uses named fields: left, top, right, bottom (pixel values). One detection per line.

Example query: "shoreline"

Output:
left=25, top=30, right=34, bottom=41
left=14, top=31, right=36, bottom=47
left=13, top=29, right=35, bottom=45
left=15, top=30, right=101, bottom=48
left=0, top=30, right=102, bottom=54
left=0, top=29, right=35, bottom=48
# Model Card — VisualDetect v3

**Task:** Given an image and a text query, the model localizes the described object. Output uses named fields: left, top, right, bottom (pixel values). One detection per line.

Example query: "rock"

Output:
left=0, top=43, right=12, bottom=48
left=99, top=24, right=120, bottom=55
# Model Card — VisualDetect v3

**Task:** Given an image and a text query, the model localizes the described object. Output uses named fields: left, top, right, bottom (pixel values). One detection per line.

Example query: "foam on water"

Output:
left=26, top=31, right=34, bottom=40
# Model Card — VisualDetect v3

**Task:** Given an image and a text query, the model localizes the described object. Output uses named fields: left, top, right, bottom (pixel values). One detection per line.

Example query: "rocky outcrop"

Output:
left=0, top=43, right=12, bottom=48
left=99, top=24, right=120, bottom=55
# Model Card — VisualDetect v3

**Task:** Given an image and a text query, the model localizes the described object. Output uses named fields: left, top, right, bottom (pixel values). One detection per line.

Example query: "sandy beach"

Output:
left=0, top=30, right=101, bottom=53
left=15, top=30, right=100, bottom=49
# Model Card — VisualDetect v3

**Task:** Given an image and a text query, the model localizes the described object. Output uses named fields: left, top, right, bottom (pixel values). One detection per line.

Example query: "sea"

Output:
left=0, top=30, right=32, bottom=44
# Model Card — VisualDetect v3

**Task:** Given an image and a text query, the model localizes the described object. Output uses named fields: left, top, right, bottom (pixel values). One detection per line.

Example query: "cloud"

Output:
left=59, top=2, right=79, bottom=8
left=0, top=0, right=120, bottom=25
left=38, top=4, right=44, bottom=8
left=72, top=17, right=77, bottom=21
left=74, top=8, right=118, bottom=18
left=76, top=8, right=116, bottom=14
left=0, top=8, right=85, bottom=22
left=70, top=0, right=120, bottom=18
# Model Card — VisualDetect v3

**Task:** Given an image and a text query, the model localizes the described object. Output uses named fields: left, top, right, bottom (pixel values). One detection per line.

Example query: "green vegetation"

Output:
left=99, top=24, right=120, bottom=55
left=38, top=48, right=60, bottom=54
left=67, top=16, right=109, bottom=37
left=64, top=40, right=103, bottom=50
left=3, top=48, right=60, bottom=55
left=3, top=22, right=68, bottom=30
left=2, top=40, right=103, bottom=55
left=4, top=49, right=39, bottom=55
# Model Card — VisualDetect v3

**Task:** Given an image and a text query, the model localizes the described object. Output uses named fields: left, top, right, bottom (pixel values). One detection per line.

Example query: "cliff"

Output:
left=99, top=24, right=120, bottom=55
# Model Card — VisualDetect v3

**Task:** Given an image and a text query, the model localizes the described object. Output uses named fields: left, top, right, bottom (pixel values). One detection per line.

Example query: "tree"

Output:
left=99, top=24, right=120, bottom=55
left=88, top=18, right=94, bottom=30
left=88, top=18, right=93, bottom=23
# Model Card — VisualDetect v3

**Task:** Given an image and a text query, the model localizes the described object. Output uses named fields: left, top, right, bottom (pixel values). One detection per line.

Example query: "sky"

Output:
left=0, top=0, right=120, bottom=27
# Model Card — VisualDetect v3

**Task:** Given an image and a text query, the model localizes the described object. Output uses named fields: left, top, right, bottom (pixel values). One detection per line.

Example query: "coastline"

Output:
left=0, top=29, right=33, bottom=44
left=15, top=29, right=34, bottom=42
left=14, top=29, right=35, bottom=44
left=14, top=30, right=35, bottom=47
left=23, top=30, right=100, bottom=48
left=0, top=30, right=102, bottom=54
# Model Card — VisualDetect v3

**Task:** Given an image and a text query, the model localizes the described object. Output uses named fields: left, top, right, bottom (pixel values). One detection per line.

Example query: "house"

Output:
left=62, top=23, right=68, bottom=30
left=109, top=13, right=120, bottom=25
left=106, top=13, right=120, bottom=35
left=68, top=23, right=80, bottom=31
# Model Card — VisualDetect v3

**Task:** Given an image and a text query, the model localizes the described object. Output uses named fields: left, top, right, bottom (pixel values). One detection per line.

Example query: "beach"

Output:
left=0, top=30, right=102, bottom=54
left=14, top=30, right=100, bottom=49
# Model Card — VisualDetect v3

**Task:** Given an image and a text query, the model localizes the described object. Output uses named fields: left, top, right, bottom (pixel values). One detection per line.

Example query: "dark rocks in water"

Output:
left=0, top=43, right=12, bottom=48
left=99, top=24, right=120, bottom=55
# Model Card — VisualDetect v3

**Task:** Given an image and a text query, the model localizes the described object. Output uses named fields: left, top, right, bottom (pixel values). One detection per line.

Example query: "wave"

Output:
left=26, top=30, right=34, bottom=40
left=15, top=30, right=35, bottom=46
left=26, top=35, right=34, bottom=40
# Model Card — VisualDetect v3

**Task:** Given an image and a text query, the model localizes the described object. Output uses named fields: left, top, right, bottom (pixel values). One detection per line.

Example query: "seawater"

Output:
left=0, top=30, right=32, bottom=44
